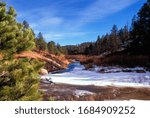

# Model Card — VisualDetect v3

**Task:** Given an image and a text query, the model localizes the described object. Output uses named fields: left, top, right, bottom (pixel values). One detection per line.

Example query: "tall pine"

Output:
left=0, top=2, right=43, bottom=100
left=35, top=32, right=47, bottom=51
left=130, top=0, right=150, bottom=54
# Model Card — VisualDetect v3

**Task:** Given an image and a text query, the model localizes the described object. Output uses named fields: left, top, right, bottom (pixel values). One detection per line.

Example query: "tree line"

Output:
left=66, top=0, right=150, bottom=56
left=35, top=32, right=67, bottom=55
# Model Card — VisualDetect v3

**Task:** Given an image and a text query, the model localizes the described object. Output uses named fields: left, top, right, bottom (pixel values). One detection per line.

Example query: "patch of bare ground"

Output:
left=15, top=50, right=70, bottom=72
left=40, top=82, right=150, bottom=101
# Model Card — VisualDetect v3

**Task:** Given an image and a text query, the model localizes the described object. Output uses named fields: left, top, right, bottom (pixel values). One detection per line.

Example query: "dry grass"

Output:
left=94, top=55, right=150, bottom=67
left=68, top=54, right=150, bottom=68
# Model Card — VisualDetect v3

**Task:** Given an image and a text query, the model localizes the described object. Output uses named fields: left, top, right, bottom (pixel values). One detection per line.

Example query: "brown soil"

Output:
left=40, top=82, right=150, bottom=101
left=15, top=51, right=70, bottom=72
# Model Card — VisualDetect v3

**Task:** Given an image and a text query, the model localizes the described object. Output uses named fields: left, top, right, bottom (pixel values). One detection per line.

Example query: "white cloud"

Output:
left=17, top=0, right=139, bottom=31
left=43, top=31, right=98, bottom=41
left=39, top=17, right=63, bottom=26
left=30, top=23, right=37, bottom=29
left=17, top=7, right=64, bottom=31
left=75, top=0, right=139, bottom=27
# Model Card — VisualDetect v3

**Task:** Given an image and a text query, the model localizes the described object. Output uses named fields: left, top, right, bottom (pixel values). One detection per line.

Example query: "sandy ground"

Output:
left=40, top=81, right=150, bottom=101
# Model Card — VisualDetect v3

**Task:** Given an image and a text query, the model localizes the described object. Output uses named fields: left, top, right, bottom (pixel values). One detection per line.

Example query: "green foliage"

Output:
left=47, top=41, right=55, bottom=53
left=35, top=32, right=47, bottom=51
left=35, top=32, right=67, bottom=55
left=56, top=43, right=68, bottom=55
left=0, top=3, right=43, bottom=100
left=47, top=41, right=68, bottom=55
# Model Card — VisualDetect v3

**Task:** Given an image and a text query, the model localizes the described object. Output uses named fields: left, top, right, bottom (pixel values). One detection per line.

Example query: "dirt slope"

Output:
left=15, top=51, right=70, bottom=72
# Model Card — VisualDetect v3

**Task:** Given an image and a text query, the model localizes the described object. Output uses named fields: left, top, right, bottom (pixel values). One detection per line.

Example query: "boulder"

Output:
left=39, top=68, right=48, bottom=75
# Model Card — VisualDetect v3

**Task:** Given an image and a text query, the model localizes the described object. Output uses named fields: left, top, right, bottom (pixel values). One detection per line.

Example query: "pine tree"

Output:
left=130, top=0, right=150, bottom=54
left=95, top=36, right=101, bottom=55
left=0, top=2, right=43, bottom=100
left=47, top=41, right=56, bottom=54
left=23, top=20, right=29, bottom=29
left=109, top=25, right=120, bottom=52
left=123, top=25, right=129, bottom=43
left=118, top=25, right=129, bottom=48
left=101, top=35, right=109, bottom=53
left=35, top=32, right=47, bottom=51
left=56, top=43, right=68, bottom=55
left=137, top=0, right=150, bottom=54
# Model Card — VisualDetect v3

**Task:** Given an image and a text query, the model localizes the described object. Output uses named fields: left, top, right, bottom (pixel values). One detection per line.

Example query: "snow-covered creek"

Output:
left=41, top=62, right=150, bottom=87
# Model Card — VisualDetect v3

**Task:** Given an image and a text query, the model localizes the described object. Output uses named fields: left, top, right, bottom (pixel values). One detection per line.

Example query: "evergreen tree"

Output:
left=118, top=25, right=129, bottom=47
left=137, top=0, right=150, bottom=53
left=84, top=44, right=94, bottom=55
left=130, top=0, right=150, bottom=54
left=101, top=35, right=109, bottom=53
left=47, top=41, right=55, bottom=54
left=35, top=32, right=47, bottom=51
left=118, top=28, right=124, bottom=44
left=56, top=43, right=68, bottom=55
left=23, top=20, right=29, bottom=29
left=59, top=46, right=68, bottom=55
left=0, top=2, right=43, bottom=100
left=109, top=25, right=120, bottom=52
left=95, top=36, right=101, bottom=55
left=123, top=25, right=129, bottom=43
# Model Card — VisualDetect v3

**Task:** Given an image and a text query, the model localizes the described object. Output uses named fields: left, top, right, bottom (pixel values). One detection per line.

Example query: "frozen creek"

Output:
left=41, top=62, right=150, bottom=87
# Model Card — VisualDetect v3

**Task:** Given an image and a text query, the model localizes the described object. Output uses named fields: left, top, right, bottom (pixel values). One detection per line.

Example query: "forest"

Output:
left=66, top=1, right=150, bottom=56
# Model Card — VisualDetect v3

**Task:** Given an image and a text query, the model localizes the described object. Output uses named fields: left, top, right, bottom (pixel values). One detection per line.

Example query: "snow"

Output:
left=97, top=66, right=146, bottom=73
left=74, top=90, right=95, bottom=97
left=41, top=62, right=150, bottom=87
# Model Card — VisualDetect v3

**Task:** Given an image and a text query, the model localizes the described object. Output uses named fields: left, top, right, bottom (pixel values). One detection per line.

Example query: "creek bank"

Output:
left=40, top=83, right=150, bottom=101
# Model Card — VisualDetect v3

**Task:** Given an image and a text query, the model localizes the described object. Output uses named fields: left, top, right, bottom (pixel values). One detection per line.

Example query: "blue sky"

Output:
left=4, top=0, right=146, bottom=45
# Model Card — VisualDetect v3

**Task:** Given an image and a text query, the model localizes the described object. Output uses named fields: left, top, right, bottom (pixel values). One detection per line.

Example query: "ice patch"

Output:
left=74, top=90, right=95, bottom=97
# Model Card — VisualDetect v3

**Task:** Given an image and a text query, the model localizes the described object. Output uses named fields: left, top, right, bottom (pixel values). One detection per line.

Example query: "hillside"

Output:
left=15, top=50, right=70, bottom=73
